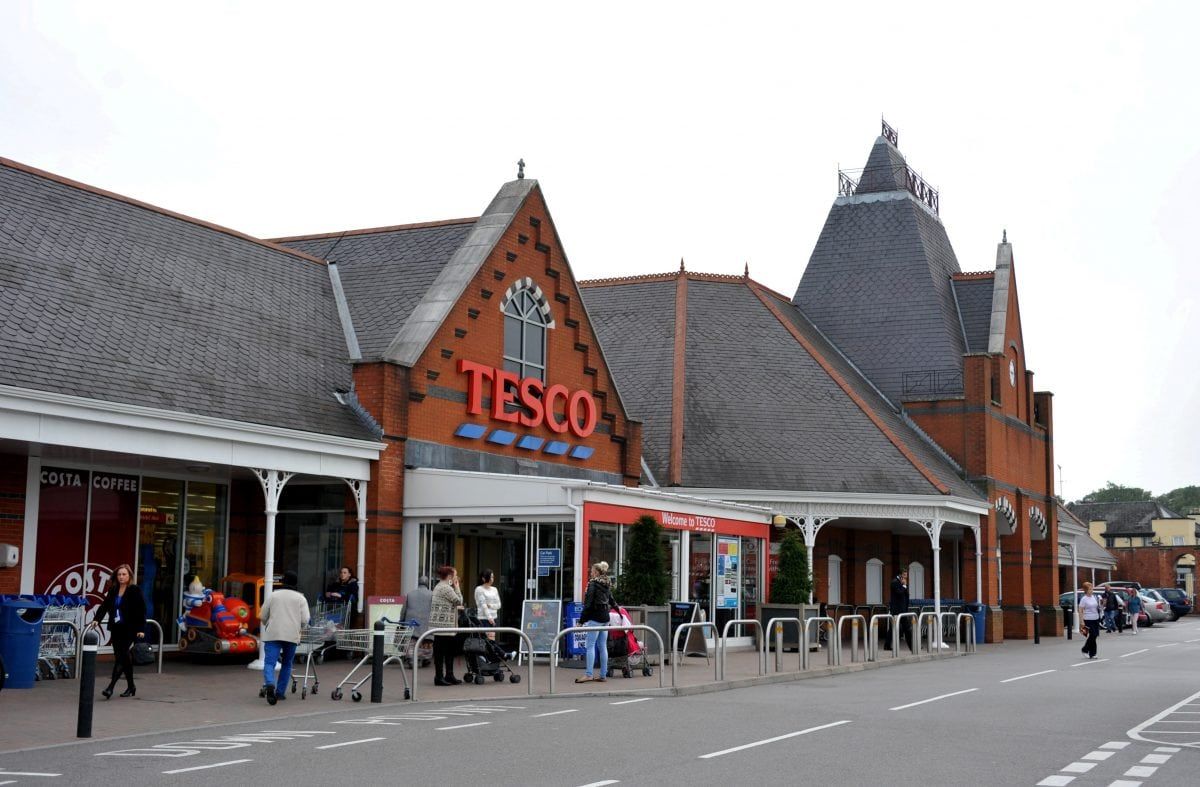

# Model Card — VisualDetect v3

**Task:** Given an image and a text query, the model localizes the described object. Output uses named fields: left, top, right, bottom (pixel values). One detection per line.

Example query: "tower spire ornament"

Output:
left=1002, top=229, right=1007, bottom=243
left=517, top=158, right=525, bottom=180
left=679, top=257, right=685, bottom=272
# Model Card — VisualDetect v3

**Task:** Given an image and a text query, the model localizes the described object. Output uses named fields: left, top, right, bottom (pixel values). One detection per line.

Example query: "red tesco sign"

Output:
left=458, top=359, right=598, bottom=438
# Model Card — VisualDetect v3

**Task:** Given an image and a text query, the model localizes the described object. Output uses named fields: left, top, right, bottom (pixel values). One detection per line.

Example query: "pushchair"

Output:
left=606, top=606, right=652, bottom=679
left=461, top=609, right=521, bottom=685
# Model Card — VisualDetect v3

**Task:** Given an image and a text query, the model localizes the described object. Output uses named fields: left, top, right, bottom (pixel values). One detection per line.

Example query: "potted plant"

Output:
left=760, top=529, right=818, bottom=651
left=614, top=514, right=671, bottom=664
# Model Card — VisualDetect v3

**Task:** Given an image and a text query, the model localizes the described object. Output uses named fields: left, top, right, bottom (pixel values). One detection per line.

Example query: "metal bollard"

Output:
left=1033, top=605, right=1040, bottom=645
left=371, top=621, right=385, bottom=703
left=1064, top=606, right=1073, bottom=640
left=77, top=630, right=98, bottom=738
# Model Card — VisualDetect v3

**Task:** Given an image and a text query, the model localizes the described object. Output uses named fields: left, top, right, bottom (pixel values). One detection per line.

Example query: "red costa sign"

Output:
left=458, top=359, right=598, bottom=438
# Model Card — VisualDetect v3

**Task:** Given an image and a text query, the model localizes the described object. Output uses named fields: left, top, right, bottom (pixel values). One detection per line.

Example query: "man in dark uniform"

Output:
left=889, top=570, right=912, bottom=650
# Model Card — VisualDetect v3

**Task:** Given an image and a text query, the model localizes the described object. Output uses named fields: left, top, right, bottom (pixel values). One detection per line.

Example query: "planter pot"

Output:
left=623, top=605, right=670, bottom=665
left=760, top=603, right=822, bottom=651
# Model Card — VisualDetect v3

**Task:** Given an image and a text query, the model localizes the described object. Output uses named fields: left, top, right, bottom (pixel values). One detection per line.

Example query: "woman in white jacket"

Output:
left=474, top=569, right=502, bottom=635
left=1078, top=581, right=1102, bottom=659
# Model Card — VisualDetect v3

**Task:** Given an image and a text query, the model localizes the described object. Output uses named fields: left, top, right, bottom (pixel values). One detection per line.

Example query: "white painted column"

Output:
left=801, top=518, right=818, bottom=605
left=20, top=456, right=41, bottom=594
left=248, top=468, right=294, bottom=670
left=972, top=524, right=983, bottom=605
left=344, top=479, right=368, bottom=615
left=679, top=530, right=690, bottom=602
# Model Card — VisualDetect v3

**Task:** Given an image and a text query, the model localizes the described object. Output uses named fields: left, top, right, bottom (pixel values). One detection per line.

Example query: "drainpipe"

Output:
left=566, top=488, right=584, bottom=603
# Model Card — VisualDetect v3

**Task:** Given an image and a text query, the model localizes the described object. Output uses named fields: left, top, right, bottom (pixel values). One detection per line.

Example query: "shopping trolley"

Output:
left=330, top=618, right=415, bottom=702
left=37, top=596, right=87, bottom=680
left=288, top=601, right=350, bottom=699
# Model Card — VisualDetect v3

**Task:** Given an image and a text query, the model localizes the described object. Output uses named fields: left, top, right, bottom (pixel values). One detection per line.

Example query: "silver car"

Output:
left=1140, top=590, right=1171, bottom=623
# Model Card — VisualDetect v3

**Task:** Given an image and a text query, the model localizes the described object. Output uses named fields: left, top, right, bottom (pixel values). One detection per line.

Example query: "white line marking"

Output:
left=698, top=720, right=852, bottom=759
left=1036, top=776, right=1074, bottom=786
left=890, top=688, right=977, bottom=710
left=1001, top=669, right=1056, bottom=683
left=1155, top=643, right=1178, bottom=648
left=1070, top=658, right=1109, bottom=667
left=532, top=709, right=579, bottom=718
left=1139, top=753, right=1169, bottom=764
left=1121, top=649, right=1149, bottom=658
left=1082, top=751, right=1114, bottom=761
left=0, top=781, right=15, bottom=786
left=1124, top=766, right=1157, bottom=778
left=1062, top=762, right=1094, bottom=773
left=1186, top=639, right=1200, bottom=643
left=1100, top=741, right=1131, bottom=749
left=610, top=697, right=653, bottom=705
left=314, top=737, right=385, bottom=750
left=0, top=772, right=62, bottom=778
left=1154, top=746, right=1181, bottom=752
left=1129, top=687, right=1200, bottom=743
left=162, top=759, right=252, bottom=775
left=577, top=781, right=620, bottom=787
left=436, top=721, right=491, bottom=730
left=1107, top=781, right=1143, bottom=787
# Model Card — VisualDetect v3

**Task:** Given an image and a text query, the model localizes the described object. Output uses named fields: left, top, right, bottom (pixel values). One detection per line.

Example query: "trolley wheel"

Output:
left=493, top=672, right=504, bottom=682
left=351, top=691, right=362, bottom=702
left=313, top=680, right=319, bottom=692
left=622, top=667, right=632, bottom=679
left=642, top=666, right=653, bottom=677
left=291, top=680, right=297, bottom=694
left=509, top=674, right=521, bottom=684
left=331, top=688, right=343, bottom=701
left=301, top=687, right=307, bottom=699
left=474, top=675, right=486, bottom=685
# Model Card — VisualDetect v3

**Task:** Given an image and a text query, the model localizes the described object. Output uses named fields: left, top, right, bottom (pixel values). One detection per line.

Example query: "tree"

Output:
left=615, top=515, right=670, bottom=606
left=770, top=529, right=812, bottom=604
left=1080, top=482, right=1153, bottom=503
left=1159, top=486, right=1200, bottom=515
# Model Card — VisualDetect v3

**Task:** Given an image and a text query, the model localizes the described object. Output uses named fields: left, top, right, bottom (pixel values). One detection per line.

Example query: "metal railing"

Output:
left=934, top=612, right=960, bottom=656
left=765, top=616, right=803, bottom=673
left=837, top=614, right=867, bottom=664
left=892, top=612, right=918, bottom=658
left=802, top=616, right=837, bottom=670
left=549, top=625, right=664, bottom=694
left=145, top=619, right=165, bottom=674
left=955, top=613, right=977, bottom=654
left=671, top=622, right=717, bottom=687
left=411, top=627, right=533, bottom=702
left=867, top=614, right=892, bottom=661
left=717, top=619, right=764, bottom=681
left=917, top=611, right=940, bottom=656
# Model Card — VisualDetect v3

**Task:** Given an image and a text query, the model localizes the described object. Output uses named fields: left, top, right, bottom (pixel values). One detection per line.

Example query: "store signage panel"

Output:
left=537, top=548, right=561, bottom=569
left=716, top=536, right=739, bottom=609
left=582, top=501, right=770, bottom=539
left=458, top=359, right=598, bottom=438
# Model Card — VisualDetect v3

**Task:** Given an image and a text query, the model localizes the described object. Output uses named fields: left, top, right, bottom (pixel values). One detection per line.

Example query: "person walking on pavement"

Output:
left=95, top=563, right=146, bottom=699
left=1078, top=581, right=1102, bottom=659
left=889, top=570, right=912, bottom=651
left=1103, top=587, right=1122, bottom=633
left=430, top=565, right=464, bottom=686
left=259, top=570, right=310, bottom=705
left=578, top=561, right=614, bottom=683
left=1126, top=590, right=1142, bottom=634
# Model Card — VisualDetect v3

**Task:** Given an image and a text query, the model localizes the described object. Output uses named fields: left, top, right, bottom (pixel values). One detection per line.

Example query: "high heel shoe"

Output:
left=101, top=683, right=115, bottom=700
left=120, top=685, right=136, bottom=697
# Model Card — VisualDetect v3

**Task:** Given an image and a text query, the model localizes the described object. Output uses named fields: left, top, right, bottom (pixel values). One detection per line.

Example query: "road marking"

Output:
left=1120, top=649, right=1148, bottom=658
left=1124, top=766, right=1157, bottom=778
left=1139, top=753, right=1169, bottom=764
left=1154, top=746, right=1181, bottom=752
left=1001, top=669, right=1055, bottom=683
left=611, top=697, right=653, bottom=705
left=1108, top=781, right=1143, bottom=787
left=1082, top=751, right=1114, bottom=761
left=1036, top=776, right=1074, bottom=786
left=577, top=781, right=620, bottom=787
left=1070, top=658, right=1109, bottom=667
left=0, top=772, right=62, bottom=778
left=1186, top=639, right=1200, bottom=643
left=1155, top=643, right=1178, bottom=648
left=162, top=759, right=252, bottom=775
left=1062, top=762, right=1094, bottom=773
left=1100, top=741, right=1131, bottom=749
left=532, top=709, right=579, bottom=718
left=314, top=737, right=385, bottom=750
left=1129, top=686, right=1200, bottom=746
left=696, top=719, right=854, bottom=758
left=436, top=721, right=491, bottom=730
left=0, top=780, right=15, bottom=786
left=890, top=688, right=977, bottom=711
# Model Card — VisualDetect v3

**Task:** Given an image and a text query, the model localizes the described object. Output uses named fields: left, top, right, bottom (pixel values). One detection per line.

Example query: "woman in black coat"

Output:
left=95, top=563, right=147, bottom=698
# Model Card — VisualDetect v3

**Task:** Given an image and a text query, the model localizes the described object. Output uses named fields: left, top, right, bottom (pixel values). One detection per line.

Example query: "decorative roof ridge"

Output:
left=0, top=156, right=328, bottom=267
left=269, top=216, right=478, bottom=243
left=580, top=269, right=750, bottom=288
left=952, top=270, right=995, bottom=280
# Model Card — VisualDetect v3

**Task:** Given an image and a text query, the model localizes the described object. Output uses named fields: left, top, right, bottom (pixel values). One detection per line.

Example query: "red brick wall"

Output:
left=812, top=527, right=959, bottom=605
left=1113, top=546, right=1198, bottom=590
left=0, top=453, right=26, bottom=594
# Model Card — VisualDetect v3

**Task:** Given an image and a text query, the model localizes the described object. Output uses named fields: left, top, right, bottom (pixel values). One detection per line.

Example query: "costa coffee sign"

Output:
left=458, top=359, right=598, bottom=438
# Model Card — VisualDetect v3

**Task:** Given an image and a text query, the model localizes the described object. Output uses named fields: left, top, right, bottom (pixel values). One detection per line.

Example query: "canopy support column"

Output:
left=248, top=468, right=294, bottom=670
left=344, top=478, right=368, bottom=615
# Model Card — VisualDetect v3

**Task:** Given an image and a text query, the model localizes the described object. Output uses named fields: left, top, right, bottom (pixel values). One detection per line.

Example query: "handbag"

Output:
left=130, top=641, right=155, bottom=666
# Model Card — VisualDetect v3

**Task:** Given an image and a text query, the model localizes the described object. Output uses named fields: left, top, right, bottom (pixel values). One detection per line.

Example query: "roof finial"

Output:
left=744, top=261, right=749, bottom=278
left=1002, top=229, right=1007, bottom=244
left=679, top=257, right=685, bottom=272
left=517, top=158, right=525, bottom=180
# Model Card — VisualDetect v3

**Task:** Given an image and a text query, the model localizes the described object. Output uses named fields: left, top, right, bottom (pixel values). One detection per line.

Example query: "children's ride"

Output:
left=177, top=577, right=257, bottom=654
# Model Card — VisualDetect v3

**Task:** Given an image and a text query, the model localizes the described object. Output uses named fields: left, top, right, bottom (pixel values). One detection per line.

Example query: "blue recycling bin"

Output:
left=0, top=596, right=47, bottom=689
left=965, top=602, right=986, bottom=645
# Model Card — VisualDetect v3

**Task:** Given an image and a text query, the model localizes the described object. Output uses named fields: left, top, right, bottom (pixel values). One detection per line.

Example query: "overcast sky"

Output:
left=3, top=2, right=1197, bottom=501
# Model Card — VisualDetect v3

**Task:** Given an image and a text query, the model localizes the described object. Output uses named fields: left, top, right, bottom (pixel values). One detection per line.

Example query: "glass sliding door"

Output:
left=138, top=478, right=185, bottom=644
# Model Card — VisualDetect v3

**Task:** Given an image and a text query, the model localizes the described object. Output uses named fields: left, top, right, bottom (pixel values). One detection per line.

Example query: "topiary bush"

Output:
left=770, top=529, right=813, bottom=604
left=615, top=515, right=670, bottom=606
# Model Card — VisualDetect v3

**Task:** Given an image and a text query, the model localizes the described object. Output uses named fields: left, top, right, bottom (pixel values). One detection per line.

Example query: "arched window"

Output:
left=827, top=554, right=842, bottom=605
left=501, top=280, right=553, bottom=381
left=907, top=561, right=925, bottom=600
left=866, top=558, right=884, bottom=604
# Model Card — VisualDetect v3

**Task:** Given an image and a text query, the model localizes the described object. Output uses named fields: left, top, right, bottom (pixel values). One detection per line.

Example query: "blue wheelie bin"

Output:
left=965, top=602, right=986, bottom=645
left=0, top=595, right=47, bottom=689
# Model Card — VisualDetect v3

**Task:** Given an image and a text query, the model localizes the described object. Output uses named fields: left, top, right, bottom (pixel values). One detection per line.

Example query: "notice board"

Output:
left=669, top=600, right=708, bottom=657
left=520, top=599, right=563, bottom=657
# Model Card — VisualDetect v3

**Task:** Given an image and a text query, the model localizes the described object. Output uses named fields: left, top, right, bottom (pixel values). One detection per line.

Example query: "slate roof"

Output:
left=794, top=136, right=968, bottom=403
left=0, top=158, right=373, bottom=440
left=951, top=275, right=995, bottom=353
left=1068, top=501, right=1194, bottom=537
left=1057, top=503, right=1117, bottom=567
left=580, top=273, right=983, bottom=498
left=278, top=219, right=476, bottom=361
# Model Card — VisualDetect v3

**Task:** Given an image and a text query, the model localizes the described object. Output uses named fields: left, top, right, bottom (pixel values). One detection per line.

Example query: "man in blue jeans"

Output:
left=259, top=570, right=310, bottom=705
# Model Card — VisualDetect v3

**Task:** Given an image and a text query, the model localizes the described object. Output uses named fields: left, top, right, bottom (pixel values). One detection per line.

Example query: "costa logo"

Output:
left=458, top=359, right=598, bottom=438
left=44, top=562, right=116, bottom=645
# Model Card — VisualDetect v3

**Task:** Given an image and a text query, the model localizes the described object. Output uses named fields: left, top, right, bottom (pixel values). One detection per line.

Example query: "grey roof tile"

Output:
left=1068, top=501, right=1194, bottom=536
left=952, top=277, right=994, bottom=353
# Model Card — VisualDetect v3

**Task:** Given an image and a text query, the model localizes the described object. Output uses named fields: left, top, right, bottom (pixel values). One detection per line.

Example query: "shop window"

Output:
left=503, top=288, right=550, bottom=381
left=1173, top=535, right=1185, bottom=546
left=275, top=483, right=346, bottom=602
left=589, top=523, right=618, bottom=578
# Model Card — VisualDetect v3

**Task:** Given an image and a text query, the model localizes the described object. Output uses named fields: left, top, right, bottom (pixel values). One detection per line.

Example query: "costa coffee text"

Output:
left=458, top=359, right=598, bottom=438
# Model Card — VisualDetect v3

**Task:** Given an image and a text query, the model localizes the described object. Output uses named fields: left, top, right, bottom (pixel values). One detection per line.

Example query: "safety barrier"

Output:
left=765, top=616, right=803, bottom=673
left=145, top=619, right=165, bottom=674
left=891, top=612, right=918, bottom=658
left=717, top=619, right=764, bottom=681
left=867, top=614, right=891, bottom=661
left=917, top=611, right=940, bottom=655
left=549, top=624, right=665, bottom=694
left=933, top=612, right=960, bottom=657
left=411, top=626, right=533, bottom=702
left=836, top=614, right=867, bottom=664
left=801, top=616, right=837, bottom=670
left=955, top=613, right=976, bottom=654
left=671, top=621, right=717, bottom=686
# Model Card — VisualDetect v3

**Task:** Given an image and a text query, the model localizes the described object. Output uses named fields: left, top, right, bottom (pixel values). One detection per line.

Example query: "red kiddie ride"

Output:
left=177, top=577, right=257, bottom=654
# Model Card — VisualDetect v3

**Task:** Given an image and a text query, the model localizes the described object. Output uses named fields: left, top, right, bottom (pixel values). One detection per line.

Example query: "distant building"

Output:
left=1070, top=500, right=1199, bottom=595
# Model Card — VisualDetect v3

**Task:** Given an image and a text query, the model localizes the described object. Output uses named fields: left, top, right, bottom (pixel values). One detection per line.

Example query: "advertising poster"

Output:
left=716, top=536, right=739, bottom=609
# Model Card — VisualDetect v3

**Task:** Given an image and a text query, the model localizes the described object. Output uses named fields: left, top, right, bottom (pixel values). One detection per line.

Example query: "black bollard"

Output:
left=371, top=620, right=385, bottom=703
left=1033, top=605, right=1040, bottom=645
left=77, top=630, right=98, bottom=738
left=1065, top=606, right=1073, bottom=640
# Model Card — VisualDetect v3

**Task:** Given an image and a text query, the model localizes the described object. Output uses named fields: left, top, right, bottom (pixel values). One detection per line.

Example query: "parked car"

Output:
left=1059, top=590, right=1132, bottom=628
left=1112, top=588, right=1152, bottom=627
left=1141, top=589, right=1171, bottom=623
left=1153, top=587, right=1193, bottom=620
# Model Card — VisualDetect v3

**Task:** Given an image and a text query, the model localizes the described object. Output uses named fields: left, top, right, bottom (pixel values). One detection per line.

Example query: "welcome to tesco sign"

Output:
left=458, top=359, right=598, bottom=438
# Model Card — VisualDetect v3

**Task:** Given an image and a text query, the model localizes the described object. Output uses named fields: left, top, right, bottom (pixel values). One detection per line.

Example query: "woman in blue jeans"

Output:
left=577, top=562, right=614, bottom=683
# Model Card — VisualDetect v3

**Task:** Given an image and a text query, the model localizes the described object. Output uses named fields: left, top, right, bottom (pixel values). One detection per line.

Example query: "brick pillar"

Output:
left=353, top=362, right=409, bottom=598
left=0, top=453, right=27, bottom=594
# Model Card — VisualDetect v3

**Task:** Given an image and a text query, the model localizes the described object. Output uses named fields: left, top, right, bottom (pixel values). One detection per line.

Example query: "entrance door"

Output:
left=525, top=522, right=574, bottom=604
